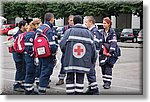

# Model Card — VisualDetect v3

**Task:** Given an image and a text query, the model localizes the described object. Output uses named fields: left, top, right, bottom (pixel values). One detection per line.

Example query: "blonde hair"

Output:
left=26, top=21, right=34, bottom=32
left=86, top=16, right=95, bottom=24
left=68, top=15, right=74, bottom=19
left=26, top=18, right=42, bottom=32
left=32, top=18, right=42, bottom=25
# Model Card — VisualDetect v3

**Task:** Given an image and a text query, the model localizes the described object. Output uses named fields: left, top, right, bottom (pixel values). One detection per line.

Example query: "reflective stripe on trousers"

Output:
left=66, top=72, right=85, bottom=95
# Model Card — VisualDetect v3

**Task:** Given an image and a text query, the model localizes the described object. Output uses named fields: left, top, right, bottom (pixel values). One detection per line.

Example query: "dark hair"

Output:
left=18, top=20, right=27, bottom=28
left=15, top=23, right=19, bottom=27
left=44, top=12, right=54, bottom=21
left=73, top=15, right=82, bottom=24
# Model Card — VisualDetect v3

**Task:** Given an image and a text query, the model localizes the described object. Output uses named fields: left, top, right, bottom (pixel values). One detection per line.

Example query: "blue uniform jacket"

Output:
left=90, top=26, right=102, bottom=51
left=24, top=31, right=35, bottom=56
left=36, top=21, right=58, bottom=55
left=60, top=24, right=97, bottom=74
left=99, top=28, right=120, bottom=66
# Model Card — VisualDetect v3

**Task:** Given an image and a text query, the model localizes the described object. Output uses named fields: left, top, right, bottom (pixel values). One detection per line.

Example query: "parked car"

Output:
left=113, top=28, right=123, bottom=41
left=8, top=26, right=19, bottom=36
left=137, top=29, right=143, bottom=44
left=95, top=23, right=103, bottom=32
left=0, top=24, right=15, bottom=35
left=120, top=28, right=137, bottom=43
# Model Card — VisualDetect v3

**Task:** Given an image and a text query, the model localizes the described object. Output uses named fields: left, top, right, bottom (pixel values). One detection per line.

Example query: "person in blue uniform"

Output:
left=35, top=13, right=58, bottom=94
left=12, top=20, right=28, bottom=92
left=56, top=15, right=74, bottom=85
left=84, top=16, right=100, bottom=95
left=60, top=15, right=97, bottom=95
left=99, top=17, right=120, bottom=89
left=24, top=19, right=42, bottom=95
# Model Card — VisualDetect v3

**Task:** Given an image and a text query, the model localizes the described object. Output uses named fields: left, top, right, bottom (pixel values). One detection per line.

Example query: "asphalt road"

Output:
left=0, top=35, right=143, bottom=95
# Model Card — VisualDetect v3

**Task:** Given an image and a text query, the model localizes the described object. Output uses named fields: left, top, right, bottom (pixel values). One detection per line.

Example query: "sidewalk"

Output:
left=118, top=42, right=143, bottom=48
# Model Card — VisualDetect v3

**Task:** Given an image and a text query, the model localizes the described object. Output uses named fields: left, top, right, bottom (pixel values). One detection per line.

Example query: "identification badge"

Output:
left=37, top=47, right=46, bottom=55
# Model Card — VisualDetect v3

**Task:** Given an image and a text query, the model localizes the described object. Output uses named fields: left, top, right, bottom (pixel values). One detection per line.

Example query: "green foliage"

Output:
left=2, top=1, right=143, bottom=20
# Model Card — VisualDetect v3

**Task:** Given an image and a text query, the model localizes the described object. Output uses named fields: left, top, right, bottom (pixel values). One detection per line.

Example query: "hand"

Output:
left=106, top=53, right=111, bottom=57
left=34, top=58, right=39, bottom=66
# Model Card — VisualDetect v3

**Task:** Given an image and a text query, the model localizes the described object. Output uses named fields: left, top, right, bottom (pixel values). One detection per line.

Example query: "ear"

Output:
left=49, top=20, right=52, bottom=24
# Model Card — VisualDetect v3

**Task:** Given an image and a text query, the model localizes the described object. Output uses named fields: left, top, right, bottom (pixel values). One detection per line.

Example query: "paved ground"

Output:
left=0, top=35, right=143, bottom=95
left=118, top=42, right=143, bottom=48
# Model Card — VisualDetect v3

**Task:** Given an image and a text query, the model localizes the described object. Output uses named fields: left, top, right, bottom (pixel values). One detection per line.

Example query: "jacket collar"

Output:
left=19, top=29, right=24, bottom=33
left=73, top=24, right=87, bottom=29
left=103, top=28, right=114, bottom=35
left=89, top=25, right=96, bottom=31
left=44, top=21, right=53, bottom=28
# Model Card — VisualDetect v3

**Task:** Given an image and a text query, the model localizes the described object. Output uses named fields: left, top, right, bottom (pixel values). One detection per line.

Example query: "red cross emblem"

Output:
left=29, top=38, right=33, bottom=42
left=74, top=46, right=83, bottom=55
left=73, top=43, right=86, bottom=58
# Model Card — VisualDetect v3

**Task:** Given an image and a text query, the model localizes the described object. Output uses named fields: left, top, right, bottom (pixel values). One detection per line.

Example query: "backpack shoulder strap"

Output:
left=43, top=27, right=49, bottom=35
left=42, top=24, right=52, bottom=34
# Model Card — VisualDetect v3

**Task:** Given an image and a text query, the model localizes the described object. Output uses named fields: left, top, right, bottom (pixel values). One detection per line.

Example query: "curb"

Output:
left=119, top=46, right=143, bottom=48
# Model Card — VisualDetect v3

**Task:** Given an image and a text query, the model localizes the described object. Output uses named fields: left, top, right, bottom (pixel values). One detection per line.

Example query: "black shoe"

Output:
left=103, top=83, right=111, bottom=89
left=84, top=88, right=93, bottom=95
left=84, top=87, right=99, bottom=95
left=75, top=92, right=84, bottom=95
left=25, top=90, right=38, bottom=95
left=56, top=79, right=64, bottom=85
left=13, top=83, right=25, bottom=92
left=92, top=88, right=100, bottom=95
left=103, top=85, right=111, bottom=89
left=31, top=91, right=38, bottom=95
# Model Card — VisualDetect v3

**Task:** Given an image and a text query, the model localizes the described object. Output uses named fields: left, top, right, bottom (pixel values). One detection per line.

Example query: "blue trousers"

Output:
left=86, top=64, right=97, bottom=83
left=66, top=72, right=85, bottom=95
left=12, top=51, right=25, bottom=83
left=101, top=64, right=113, bottom=85
left=38, top=56, right=55, bottom=93
left=24, top=54, right=36, bottom=94
left=86, top=64, right=99, bottom=92
left=35, top=61, right=42, bottom=84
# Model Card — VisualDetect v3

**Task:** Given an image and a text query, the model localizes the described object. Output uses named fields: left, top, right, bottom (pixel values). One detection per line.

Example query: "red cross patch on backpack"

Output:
left=13, top=33, right=26, bottom=53
left=34, top=27, right=51, bottom=58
